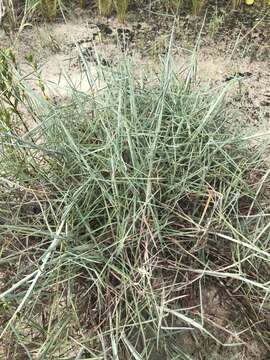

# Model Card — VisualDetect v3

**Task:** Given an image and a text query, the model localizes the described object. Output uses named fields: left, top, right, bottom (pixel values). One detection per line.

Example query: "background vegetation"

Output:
left=1, top=0, right=270, bottom=29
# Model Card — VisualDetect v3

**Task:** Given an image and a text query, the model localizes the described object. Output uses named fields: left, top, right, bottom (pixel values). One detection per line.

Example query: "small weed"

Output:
left=191, top=0, right=205, bottom=16
left=98, top=0, right=113, bottom=16
left=208, top=11, right=224, bottom=38
left=0, top=48, right=23, bottom=124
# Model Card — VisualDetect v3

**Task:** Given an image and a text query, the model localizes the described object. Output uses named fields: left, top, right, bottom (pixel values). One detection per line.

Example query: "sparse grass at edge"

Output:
left=0, top=51, right=270, bottom=359
left=1, top=0, right=270, bottom=32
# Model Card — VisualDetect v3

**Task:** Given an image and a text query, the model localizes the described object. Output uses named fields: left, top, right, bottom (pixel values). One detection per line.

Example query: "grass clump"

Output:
left=98, top=0, right=113, bottom=16
left=0, top=57, right=270, bottom=359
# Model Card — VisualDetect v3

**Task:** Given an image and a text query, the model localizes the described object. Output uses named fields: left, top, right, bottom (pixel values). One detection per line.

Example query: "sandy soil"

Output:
left=1, top=15, right=269, bottom=130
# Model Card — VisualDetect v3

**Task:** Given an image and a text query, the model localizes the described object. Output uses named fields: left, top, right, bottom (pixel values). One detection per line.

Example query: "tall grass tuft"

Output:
left=0, top=54, right=270, bottom=358
left=98, top=0, right=113, bottom=16
left=115, top=0, right=129, bottom=21
left=232, top=0, right=242, bottom=9
left=191, top=0, right=205, bottom=15
left=41, top=0, right=57, bottom=20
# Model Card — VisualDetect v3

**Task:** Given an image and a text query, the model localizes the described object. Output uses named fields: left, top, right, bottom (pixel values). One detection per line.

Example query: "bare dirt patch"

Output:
left=1, top=11, right=269, bottom=130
